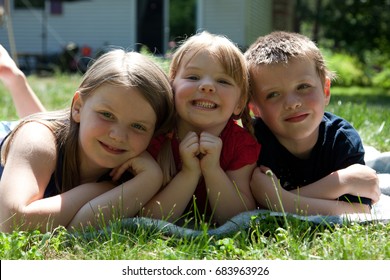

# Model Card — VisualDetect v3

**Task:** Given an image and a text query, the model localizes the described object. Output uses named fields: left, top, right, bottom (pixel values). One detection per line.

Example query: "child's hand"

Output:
left=339, top=164, right=380, bottom=203
left=179, top=131, right=201, bottom=174
left=199, top=131, right=222, bottom=171
left=0, top=44, right=22, bottom=86
left=110, top=151, right=160, bottom=181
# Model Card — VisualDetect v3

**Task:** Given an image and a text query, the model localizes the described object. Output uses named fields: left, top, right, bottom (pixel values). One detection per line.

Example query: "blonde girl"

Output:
left=0, top=49, right=175, bottom=233
left=144, top=31, right=261, bottom=225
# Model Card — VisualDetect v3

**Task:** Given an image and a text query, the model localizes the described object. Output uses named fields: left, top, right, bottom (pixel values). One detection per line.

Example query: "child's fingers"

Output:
left=110, top=162, right=131, bottom=181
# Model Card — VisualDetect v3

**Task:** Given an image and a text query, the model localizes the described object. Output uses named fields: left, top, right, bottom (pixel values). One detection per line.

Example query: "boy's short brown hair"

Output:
left=244, top=31, right=336, bottom=84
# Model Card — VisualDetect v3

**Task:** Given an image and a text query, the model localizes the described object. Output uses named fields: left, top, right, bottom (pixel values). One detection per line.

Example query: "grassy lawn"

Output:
left=329, top=87, right=390, bottom=152
left=0, top=74, right=389, bottom=260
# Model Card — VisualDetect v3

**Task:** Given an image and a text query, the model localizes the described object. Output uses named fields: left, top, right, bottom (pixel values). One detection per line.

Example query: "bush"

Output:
left=324, top=51, right=367, bottom=86
left=322, top=48, right=390, bottom=88
left=372, top=62, right=390, bottom=89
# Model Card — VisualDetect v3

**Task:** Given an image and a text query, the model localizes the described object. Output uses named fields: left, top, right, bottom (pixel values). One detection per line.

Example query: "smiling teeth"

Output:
left=193, top=101, right=216, bottom=109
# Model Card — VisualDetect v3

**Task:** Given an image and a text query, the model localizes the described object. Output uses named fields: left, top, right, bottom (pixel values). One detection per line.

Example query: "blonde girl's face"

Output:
left=250, top=57, right=331, bottom=150
left=172, top=50, right=243, bottom=135
left=72, top=84, right=157, bottom=170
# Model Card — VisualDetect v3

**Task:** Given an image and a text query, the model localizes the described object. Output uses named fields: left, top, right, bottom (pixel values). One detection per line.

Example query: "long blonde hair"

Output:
left=159, top=31, right=254, bottom=185
left=1, top=50, right=175, bottom=193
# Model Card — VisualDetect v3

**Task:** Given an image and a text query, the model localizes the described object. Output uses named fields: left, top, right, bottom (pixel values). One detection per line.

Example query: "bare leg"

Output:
left=0, top=44, right=46, bottom=118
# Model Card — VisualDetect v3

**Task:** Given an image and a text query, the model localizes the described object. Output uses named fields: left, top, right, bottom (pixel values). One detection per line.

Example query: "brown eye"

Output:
left=298, top=84, right=311, bottom=90
left=266, top=92, right=279, bottom=99
left=100, top=112, right=114, bottom=120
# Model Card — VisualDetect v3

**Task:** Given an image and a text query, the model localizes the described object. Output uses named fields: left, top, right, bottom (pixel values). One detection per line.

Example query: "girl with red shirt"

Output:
left=144, top=32, right=261, bottom=225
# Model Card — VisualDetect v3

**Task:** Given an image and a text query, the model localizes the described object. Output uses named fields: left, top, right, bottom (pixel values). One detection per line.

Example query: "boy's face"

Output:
left=250, top=58, right=331, bottom=153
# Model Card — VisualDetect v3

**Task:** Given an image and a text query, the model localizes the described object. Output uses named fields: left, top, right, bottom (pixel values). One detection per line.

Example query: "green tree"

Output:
left=321, top=0, right=390, bottom=58
left=169, top=0, right=196, bottom=42
left=295, top=0, right=390, bottom=60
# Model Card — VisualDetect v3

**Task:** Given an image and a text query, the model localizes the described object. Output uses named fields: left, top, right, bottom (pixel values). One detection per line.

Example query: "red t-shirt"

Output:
left=148, top=118, right=261, bottom=221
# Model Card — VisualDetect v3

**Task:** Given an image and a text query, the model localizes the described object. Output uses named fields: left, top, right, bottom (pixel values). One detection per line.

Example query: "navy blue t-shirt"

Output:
left=253, top=112, right=370, bottom=205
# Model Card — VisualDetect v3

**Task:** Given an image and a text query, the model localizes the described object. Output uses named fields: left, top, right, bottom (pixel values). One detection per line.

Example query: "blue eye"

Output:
left=131, top=123, right=146, bottom=131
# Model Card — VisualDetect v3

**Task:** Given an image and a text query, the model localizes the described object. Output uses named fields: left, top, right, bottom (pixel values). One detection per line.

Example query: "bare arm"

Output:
left=0, top=44, right=45, bottom=117
left=67, top=151, right=163, bottom=229
left=140, top=132, right=202, bottom=221
left=250, top=166, right=371, bottom=216
left=199, top=132, right=256, bottom=224
left=203, top=164, right=257, bottom=224
left=0, top=123, right=112, bottom=233
left=290, top=164, right=380, bottom=203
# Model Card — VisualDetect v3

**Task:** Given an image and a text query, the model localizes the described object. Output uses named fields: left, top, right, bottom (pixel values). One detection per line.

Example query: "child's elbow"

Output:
left=0, top=205, right=26, bottom=233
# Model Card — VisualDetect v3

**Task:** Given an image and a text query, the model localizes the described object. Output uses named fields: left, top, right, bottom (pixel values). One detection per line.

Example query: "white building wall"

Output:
left=197, top=0, right=273, bottom=48
left=0, top=0, right=137, bottom=55
left=197, top=0, right=246, bottom=47
left=245, top=0, right=273, bottom=47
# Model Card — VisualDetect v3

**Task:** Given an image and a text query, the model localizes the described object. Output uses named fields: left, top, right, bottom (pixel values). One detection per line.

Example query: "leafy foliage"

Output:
left=296, top=0, right=390, bottom=59
left=296, top=0, right=390, bottom=88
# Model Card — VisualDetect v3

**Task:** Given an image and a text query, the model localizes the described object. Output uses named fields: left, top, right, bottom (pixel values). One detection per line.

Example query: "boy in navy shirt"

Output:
left=245, top=31, right=379, bottom=215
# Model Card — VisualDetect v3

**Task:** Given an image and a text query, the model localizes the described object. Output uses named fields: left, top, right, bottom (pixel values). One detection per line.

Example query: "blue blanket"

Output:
left=80, top=174, right=390, bottom=239
left=80, top=147, right=390, bottom=239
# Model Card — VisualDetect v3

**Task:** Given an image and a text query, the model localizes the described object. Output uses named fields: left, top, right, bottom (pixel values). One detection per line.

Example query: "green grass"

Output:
left=0, top=74, right=389, bottom=260
left=329, top=87, right=390, bottom=152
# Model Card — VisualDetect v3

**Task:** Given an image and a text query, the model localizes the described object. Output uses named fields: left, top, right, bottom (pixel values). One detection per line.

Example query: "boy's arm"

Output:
left=250, top=166, right=371, bottom=215
left=291, top=164, right=379, bottom=203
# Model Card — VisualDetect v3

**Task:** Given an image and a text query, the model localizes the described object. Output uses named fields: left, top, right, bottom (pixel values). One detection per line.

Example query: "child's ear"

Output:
left=324, top=78, right=331, bottom=105
left=233, top=103, right=244, bottom=116
left=71, top=91, right=83, bottom=123
left=233, top=96, right=247, bottom=116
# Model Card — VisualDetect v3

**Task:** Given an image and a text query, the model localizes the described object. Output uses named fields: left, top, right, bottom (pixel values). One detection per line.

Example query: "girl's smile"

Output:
left=172, top=50, right=242, bottom=135
left=73, top=84, right=157, bottom=173
left=191, top=99, right=218, bottom=110
left=98, top=140, right=127, bottom=155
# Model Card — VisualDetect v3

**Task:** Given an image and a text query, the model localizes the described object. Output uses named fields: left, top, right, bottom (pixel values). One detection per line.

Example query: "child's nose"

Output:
left=109, top=126, right=127, bottom=142
left=199, top=80, right=215, bottom=93
left=284, top=94, right=302, bottom=110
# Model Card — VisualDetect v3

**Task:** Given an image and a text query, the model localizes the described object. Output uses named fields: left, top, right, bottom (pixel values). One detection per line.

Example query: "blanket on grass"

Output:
left=80, top=145, right=390, bottom=239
